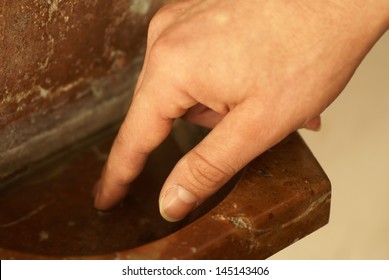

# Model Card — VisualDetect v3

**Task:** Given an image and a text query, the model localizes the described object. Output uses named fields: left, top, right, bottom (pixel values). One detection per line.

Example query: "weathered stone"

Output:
left=0, top=130, right=331, bottom=259
left=0, top=0, right=168, bottom=180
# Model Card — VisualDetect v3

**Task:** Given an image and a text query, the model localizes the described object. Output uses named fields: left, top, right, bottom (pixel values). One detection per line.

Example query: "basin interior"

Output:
left=0, top=124, right=237, bottom=257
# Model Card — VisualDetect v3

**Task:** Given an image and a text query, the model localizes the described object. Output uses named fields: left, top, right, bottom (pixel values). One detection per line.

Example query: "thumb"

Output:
left=159, top=103, right=287, bottom=222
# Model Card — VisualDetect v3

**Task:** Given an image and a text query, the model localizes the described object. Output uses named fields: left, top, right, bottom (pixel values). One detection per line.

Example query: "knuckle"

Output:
left=148, top=34, right=185, bottom=76
left=146, top=7, right=193, bottom=80
left=148, top=30, right=190, bottom=83
left=185, top=150, right=236, bottom=192
left=148, top=4, right=175, bottom=36
left=115, top=120, right=150, bottom=156
left=147, top=13, right=162, bottom=35
left=150, top=36, right=172, bottom=61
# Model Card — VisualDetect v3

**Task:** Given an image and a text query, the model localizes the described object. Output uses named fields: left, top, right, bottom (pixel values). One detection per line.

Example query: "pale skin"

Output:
left=94, top=0, right=389, bottom=222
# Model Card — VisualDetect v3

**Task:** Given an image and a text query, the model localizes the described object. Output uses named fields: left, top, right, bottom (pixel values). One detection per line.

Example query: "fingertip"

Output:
left=93, top=180, right=113, bottom=211
left=92, top=179, right=102, bottom=197
left=93, top=185, right=104, bottom=210
left=159, top=185, right=198, bottom=222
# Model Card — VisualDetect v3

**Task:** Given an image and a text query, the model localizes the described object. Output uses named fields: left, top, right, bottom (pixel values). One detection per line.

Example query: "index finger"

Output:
left=93, top=95, right=169, bottom=210
left=94, top=74, right=196, bottom=210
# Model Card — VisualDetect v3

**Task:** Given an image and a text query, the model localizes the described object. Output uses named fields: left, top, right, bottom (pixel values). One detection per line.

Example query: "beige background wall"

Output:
left=271, top=32, right=389, bottom=259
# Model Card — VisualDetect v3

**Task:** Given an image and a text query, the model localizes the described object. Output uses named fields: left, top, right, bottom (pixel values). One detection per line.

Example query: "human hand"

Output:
left=94, top=0, right=389, bottom=221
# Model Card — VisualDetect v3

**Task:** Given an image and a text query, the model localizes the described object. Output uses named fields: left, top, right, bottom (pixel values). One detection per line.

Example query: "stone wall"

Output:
left=0, top=0, right=168, bottom=180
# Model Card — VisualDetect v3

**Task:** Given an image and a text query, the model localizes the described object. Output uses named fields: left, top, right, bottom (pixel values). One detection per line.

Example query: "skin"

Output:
left=94, top=0, right=389, bottom=222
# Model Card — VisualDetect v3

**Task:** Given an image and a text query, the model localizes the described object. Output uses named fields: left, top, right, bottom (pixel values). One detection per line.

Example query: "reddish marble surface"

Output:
left=0, top=128, right=331, bottom=259
left=0, top=0, right=169, bottom=180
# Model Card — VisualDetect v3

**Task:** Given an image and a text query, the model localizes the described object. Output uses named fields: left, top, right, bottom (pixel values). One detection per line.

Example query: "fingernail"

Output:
left=159, top=185, right=198, bottom=222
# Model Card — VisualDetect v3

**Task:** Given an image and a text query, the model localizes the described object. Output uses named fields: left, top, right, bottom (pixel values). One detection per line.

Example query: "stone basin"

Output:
left=0, top=0, right=331, bottom=260
left=0, top=123, right=331, bottom=259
